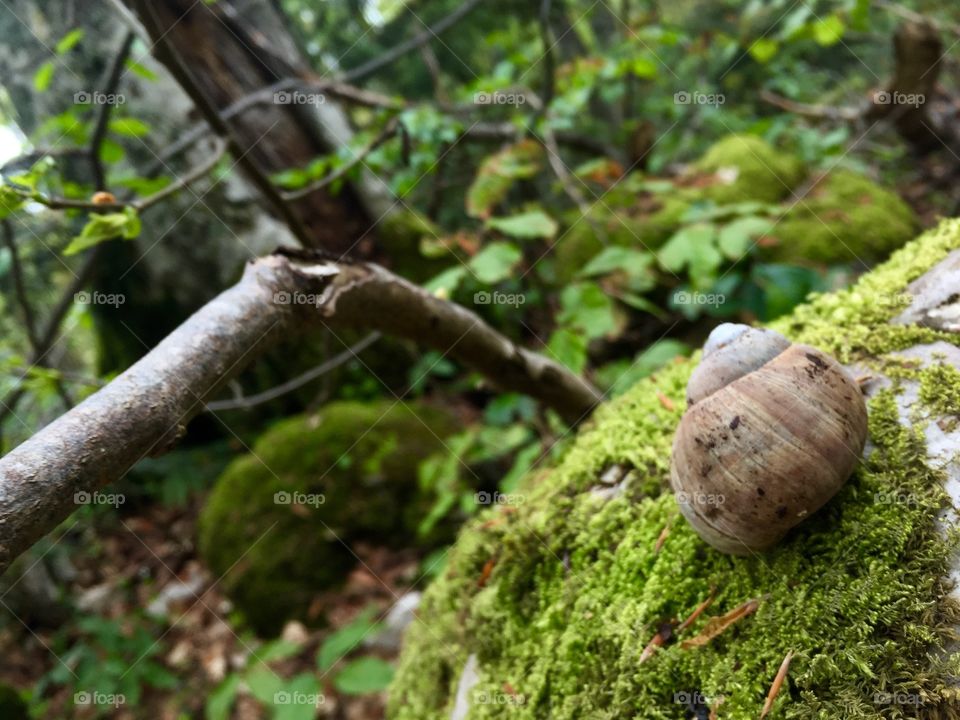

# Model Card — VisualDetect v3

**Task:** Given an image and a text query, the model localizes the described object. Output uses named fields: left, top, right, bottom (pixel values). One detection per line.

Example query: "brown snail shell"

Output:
left=670, top=324, right=868, bottom=555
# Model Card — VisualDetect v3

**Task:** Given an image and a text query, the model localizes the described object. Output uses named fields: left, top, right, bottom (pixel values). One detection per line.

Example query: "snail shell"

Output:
left=670, top=323, right=868, bottom=555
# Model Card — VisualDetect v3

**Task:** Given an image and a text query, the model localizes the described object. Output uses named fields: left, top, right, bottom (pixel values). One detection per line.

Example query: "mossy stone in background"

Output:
left=198, top=400, right=456, bottom=636
left=768, top=169, right=919, bottom=263
left=694, top=133, right=806, bottom=204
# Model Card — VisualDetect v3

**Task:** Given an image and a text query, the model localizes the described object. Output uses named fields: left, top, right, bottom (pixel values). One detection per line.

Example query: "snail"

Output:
left=670, top=323, right=868, bottom=555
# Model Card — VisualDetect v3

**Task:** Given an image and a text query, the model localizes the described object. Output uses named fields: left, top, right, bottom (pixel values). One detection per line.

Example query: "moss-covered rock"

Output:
left=389, top=221, right=960, bottom=718
left=198, top=400, right=456, bottom=636
left=767, top=169, right=919, bottom=264
left=694, top=133, right=806, bottom=204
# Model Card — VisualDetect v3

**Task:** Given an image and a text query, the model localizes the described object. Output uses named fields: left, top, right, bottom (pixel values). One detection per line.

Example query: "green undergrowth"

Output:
left=389, top=220, right=960, bottom=719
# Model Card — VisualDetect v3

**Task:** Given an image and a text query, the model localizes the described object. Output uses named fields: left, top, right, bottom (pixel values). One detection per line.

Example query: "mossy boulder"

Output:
left=694, top=133, right=806, bottom=204
left=199, top=400, right=456, bottom=636
left=767, top=169, right=919, bottom=264
left=389, top=221, right=960, bottom=718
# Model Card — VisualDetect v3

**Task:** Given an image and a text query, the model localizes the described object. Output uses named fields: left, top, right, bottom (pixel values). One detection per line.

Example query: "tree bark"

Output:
left=0, top=253, right=601, bottom=575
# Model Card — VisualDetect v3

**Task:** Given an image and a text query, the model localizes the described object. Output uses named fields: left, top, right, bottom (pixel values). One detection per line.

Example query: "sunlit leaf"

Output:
left=65, top=207, right=141, bottom=255
left=469, top=242, right=522, bottom=283
left=466, top=140, right=542, bottom=219
left=748, top=38, right=779, bottom=63
left=485, top=210, right=557, bottom=240
left=33, top=61, right=55, bottom=92
left=55, top=29, right=85, bottom=54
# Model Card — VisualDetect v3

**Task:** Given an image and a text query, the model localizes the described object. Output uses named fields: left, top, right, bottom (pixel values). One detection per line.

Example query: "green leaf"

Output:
left=109, top=117, right=151, bottom=138
left=466, top=140, right=542, bottom=219
left=547, top=328, right=588, bottom=374
left=333, top=657, right=395, bottom=695
left=629, top=56, right=658, bottom=78
left=114, top=175, right=171, bottom=196
left=100, top=139, right=125, bottom=164
left=812, top=15, right=845, bottom=46
left=595, top=339, right=690, bottom=395
left=258, top=638, right=304, bottom=663
left=0, top=186, right=26, bottom=220
left=244, top=667, right=284, bottom=705
left=717, top=217, right=773, bottom=259
left=64, top=207, right=141, bottom=255
left=424, top=265, right=467, bottom=295
left=124, top=59, right=158, bottom=81
left=580, top=246, right=653, bottom=280
left=56, top=29, right=85, bottom=54
left=317, top=607, right=381, bottom=672
left=485, top=210, right=557, bottom=240
left=748, top=38, right=779, bottom=63
left=558, top=283, right=618, bottom=340
left=33, top=61, right=55, bottom=92
left=468, top=242, right=522, bottom=284
left=274, top=674, right=324, bottom=720
left=205, top=675, right=240, bottom=720
left=657, top=224, right=718, bottom=274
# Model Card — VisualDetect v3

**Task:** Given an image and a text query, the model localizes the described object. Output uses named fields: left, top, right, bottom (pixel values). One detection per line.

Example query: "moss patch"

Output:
left=694, top=134, right=806, bottom=205
left=389, top=220, right=960, bottom=719
left=767, top=170, right=919, bottom=264
left=198, top=400, right=456, bottom=636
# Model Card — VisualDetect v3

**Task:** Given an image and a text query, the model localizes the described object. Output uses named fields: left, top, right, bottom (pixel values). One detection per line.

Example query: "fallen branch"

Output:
left=0, top=253, right=601, bottom=574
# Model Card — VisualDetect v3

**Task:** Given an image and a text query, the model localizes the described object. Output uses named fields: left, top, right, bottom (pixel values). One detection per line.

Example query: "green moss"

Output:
left=919, top=362, right=960, bottom=418
left=198, top=400, right=455, bottom=636
left=389, top=220, right=960, bottom=719
left=768, top=170, right=919, bottom=264
left=694, top=134, right=806, bottom=204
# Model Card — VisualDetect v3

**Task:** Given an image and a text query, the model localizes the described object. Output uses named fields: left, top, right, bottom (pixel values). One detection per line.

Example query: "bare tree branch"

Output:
left=20, top=138, right=228, bottom=213
left=340, top=0, right=485, bottom=84
left=0, top=252, right=600, bottom=574
left=90, top=32, right=136, bottom=191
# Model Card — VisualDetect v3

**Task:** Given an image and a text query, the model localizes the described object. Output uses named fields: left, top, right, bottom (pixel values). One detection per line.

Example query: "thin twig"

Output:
left=205, top=332, right=381, bottom=411
left=280, top=120, right=398, bottom=202
left=2, top=221, right=39, bottom=352
left=19, top=138, right=228, bottom=213
left=89, top=32, right=136, bottom=190
left=340, top=0, right=485, bottom=84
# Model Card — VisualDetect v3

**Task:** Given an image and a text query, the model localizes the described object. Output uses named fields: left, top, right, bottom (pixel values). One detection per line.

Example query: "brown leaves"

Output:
left=477, top=558, right=496, bottom=588
left=656, top=391, right=676, bottom=411
left=639, top=590, right=715, bottom=664
left=679, top=598, right=760, bottom=649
